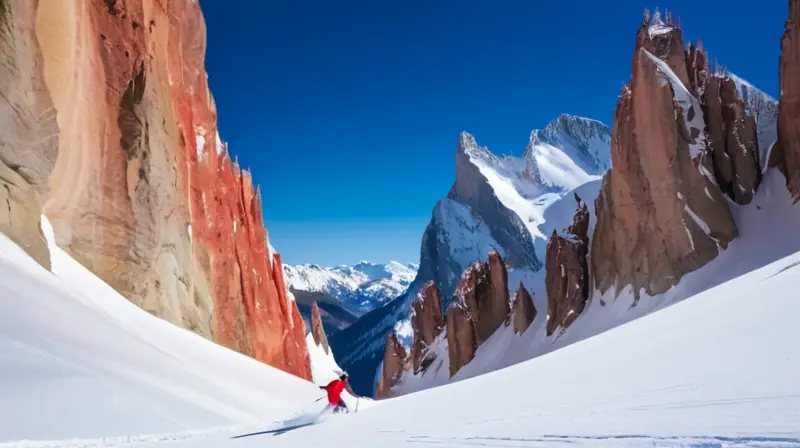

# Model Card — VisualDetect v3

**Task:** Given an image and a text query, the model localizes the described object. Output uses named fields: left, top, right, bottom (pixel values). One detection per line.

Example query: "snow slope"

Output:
left=144, top=234, right=800, bottom=447
left=0, top=217, right=324, bottom=446
left=4, top=190, right=799, bottom=448
left=284, top=261, right=417, bottom=315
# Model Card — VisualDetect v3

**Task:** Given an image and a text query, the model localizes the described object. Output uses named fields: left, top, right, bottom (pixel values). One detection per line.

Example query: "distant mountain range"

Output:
left=284, top=261, right=418, bottom=333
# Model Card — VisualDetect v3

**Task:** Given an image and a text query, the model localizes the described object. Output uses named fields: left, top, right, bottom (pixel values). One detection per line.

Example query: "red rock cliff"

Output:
left=1, top=0, right=310, bottom=379
left=591, top=16, right=737, bottom=301
left=776, top=0, right=800, bottom=200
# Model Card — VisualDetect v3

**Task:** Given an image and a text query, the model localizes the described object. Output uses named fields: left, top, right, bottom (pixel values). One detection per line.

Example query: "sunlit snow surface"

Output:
left=1, top=170, right=799, bottom=446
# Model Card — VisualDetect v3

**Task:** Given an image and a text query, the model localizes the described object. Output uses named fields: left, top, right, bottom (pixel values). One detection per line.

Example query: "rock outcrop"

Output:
left=445, top=298, right=477, bottom=378
left=776, top=0, right=800, bottom=201
left=511, top=283, right=536, bottom=335
left=545, top=194, right=590, bottom=336
left=446, top=250, right=510, bottom=376
left=410, top=281, right=444, bottom=373
left=686, top=40, right=763, bottom=204
left=703, top=75, right=762, bottom=204
left=375, top=332, right=408, bottom=399
left=311, top=302, right=330, bottom=354
left=0, top=0, right=59, bottom=269
left=1, top=0, right=311, bottom=379
left=591, top=15, right=737, bottom=301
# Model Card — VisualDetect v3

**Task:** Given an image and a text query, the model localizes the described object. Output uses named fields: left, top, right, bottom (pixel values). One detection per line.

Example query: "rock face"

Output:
left=375, top=332, right=408, bottom=399
left=0, top=0, right=59, bottom=269
left=591, top=16, right=738, bottom=300
left=2, top=0, right=311, bottom=379
left=776, top=0, right=800, bottom=201
left=311, top=302, right=330, bottom=354
left=445, top=298, right=477, bottom=378
left=703, top=75, right=762, bottom=204
left=686, top=39, right=763, bottom=205
left=446, top=250, right=510, bottom=376
left=511, top=283, right=536, bottom=335
left=410, top=281, right=444, bottom=373
left=545, top=194, right=590, bottom=336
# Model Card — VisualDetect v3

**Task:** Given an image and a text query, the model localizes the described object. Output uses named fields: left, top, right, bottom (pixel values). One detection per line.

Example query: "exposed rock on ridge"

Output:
left=703, top=75, right=762, bottom=204
left=591, top=15, right=738, bottom=300
left=445, top=133, right=541, bottom=293
left=545, top=193, right=590, bottom=336
left=311, top=302, right=330, bottom=354
left=375, top=332, right=408, bottom=399
left=444, top=250, right=510, bottom=377
left=410, top=281, right=444, bottom=373
left=511, top=283, right=536, bottom=335
left=376, top=251, right=514, bottom=396
left=775, top=0, right=800, bottom=201
left=1, top=0, right=311, bottom=379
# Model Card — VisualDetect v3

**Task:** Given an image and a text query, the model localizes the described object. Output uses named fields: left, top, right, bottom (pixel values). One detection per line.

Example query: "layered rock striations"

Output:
left=592, top=14, right=738, bottom=301
left=545, top=194, right=590, bottom=336
left=1, top=0, right=310, bottom=379
left=776, top=0, right=800, bottom=200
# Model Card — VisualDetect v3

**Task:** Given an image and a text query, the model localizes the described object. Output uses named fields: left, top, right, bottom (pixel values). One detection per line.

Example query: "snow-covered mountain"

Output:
left=331, top=114, right=612, bottom=396
left=285, top=262, right=418, bottom=332
left=363, top=16, right=785, bottom=400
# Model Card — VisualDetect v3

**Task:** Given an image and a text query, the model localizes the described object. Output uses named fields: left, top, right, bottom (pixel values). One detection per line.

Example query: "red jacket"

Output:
left=321, top=379, right=346, bottom=405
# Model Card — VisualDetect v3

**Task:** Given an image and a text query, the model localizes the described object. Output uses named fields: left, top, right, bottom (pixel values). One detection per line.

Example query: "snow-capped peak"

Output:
left=457, top=130, right=497, bottom=164
left=528, top=114, right=611, bottom=154
left=284, top=261, right=418, bottom=313
left=524, top=114, right=612, bottom=187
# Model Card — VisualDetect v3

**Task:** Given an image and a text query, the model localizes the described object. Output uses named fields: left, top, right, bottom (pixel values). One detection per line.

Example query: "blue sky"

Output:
left=202, top=0, right=784, bottom=266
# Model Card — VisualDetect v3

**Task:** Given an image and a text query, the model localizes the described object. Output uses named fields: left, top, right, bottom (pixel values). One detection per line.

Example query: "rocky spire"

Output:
left=703, top=76, right=762, bottom=204
left=310, top=302, right=330, bottom=354
left=545, top=194, right=591, bottom=336
left=375, top=332, right=408, bottom=399
left=511, top=283, right=536, bottom=335
left=446, top=250, right=511, bottom=376
left=410, top=281, right=445, bottom=373
left=591, top=15, right=737, bottom=301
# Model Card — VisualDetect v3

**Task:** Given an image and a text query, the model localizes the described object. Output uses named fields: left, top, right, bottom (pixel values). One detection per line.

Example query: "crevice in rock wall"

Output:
left=119, top=63, right=146, bottom=159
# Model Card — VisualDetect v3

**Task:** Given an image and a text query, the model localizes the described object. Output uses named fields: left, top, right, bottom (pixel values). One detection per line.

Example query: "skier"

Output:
left=319, top=372, right=349, bottom=414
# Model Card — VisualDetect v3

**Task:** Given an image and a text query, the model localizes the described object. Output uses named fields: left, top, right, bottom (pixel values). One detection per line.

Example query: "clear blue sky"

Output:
left=202, top=0, right=784, bottom=266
